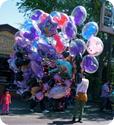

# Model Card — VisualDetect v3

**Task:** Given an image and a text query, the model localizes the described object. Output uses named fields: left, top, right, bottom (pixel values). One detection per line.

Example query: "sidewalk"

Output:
left=0, top=99, right=113, bottom=125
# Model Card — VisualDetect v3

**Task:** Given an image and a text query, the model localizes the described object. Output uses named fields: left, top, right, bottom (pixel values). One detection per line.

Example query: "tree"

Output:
left=17, top=0, right=100, bottom=18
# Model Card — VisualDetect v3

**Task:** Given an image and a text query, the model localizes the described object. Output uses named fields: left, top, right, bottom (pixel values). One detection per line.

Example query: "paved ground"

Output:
left=0, top=99, right=114, bottom=125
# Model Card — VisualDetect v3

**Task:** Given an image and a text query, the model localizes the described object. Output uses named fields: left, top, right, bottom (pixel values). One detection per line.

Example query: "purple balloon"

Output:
left=71, top=6, right=87, bottom=25
left=43, top=83, right=49, bottom=91
left=15, top=31, right=31, bottom=48
left=31, top=9, right=44, bottom=20
left=38, top=16, right=57, bottom=37
left=81, top=55, right=99, bottom=73
left=64, top=80, right=72, bottom=87
left=69, top=39, right=86, bottom=57
left=28, top=52, right=42, bottom=62
left=23, top=27, right=38, bottom=41
left=31, top=61, right=44, bottom=78
left=22, top=68, right=32, bottom=80
left=38, top=42, right=56, bottom=59
left=62, top=21, right=77, bottom=39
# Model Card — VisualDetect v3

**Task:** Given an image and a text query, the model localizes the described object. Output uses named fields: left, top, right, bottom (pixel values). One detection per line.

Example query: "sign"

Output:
left=100, top=2, right=114, bottom=34
left=0, top=31, right=15, bottom=55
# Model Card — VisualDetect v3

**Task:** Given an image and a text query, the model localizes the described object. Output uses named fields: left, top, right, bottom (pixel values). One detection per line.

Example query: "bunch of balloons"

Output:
left=8, top=5, right=104, bottom=100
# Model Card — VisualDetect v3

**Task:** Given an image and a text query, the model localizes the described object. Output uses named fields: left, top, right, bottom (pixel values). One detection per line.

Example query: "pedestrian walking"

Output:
left=0, top=90, right=11, bottom=115
left=100, top=81, right=112, bottom=111
left=71, top=78, right=89, bottom=123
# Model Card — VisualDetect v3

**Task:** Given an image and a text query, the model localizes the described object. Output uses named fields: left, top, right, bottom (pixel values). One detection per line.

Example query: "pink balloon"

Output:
left=86, top=36, right=104, bottom=56
left=40, top=13, right=49, bottom=23
left=53, top=34, right=65, bottom=53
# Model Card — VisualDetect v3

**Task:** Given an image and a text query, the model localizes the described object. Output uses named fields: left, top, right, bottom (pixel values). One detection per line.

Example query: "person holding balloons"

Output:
left=71, top=77, right=89, bottom=123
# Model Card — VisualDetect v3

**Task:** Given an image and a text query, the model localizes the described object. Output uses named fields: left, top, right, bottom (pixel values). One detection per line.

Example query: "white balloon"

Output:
left=86, top=36, right=104, bottom=56
left=48, top=85, right=66, bottom=99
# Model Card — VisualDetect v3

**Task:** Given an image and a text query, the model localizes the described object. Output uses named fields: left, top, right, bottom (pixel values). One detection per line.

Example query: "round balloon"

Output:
left=71, top=6, right=87, bottom=25
left=62, top=21, right=77, bottom=39
left=48, top=85, right=66, bottom=99
left=86, top=36, right=104, bottom=56
left=81, top=55, right=99, bottom=73
left=69, top=39, right=86, bottom=57
left=82, top=22, right=99, bottom=40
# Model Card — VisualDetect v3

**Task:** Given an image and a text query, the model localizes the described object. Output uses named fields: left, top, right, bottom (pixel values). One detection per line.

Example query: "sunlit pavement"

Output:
left=0, top=99, right=113, bottom=125
left=1, top=112, right=113, bottom=125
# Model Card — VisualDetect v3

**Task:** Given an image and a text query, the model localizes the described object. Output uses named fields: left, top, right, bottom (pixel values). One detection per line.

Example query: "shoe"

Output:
left=5, top=113, right=9, bottom=115
left=76, top=119, right=83, bottom=123
left=72, top=116, right=76, bottom=123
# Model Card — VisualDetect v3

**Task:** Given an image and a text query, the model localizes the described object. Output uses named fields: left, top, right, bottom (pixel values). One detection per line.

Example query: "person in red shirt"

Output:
left=0, top=90, right=11, bottom=115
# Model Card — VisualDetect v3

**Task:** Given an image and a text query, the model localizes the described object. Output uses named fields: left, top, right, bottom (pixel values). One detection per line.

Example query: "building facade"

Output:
left=0, top=24, right=18, bottom=93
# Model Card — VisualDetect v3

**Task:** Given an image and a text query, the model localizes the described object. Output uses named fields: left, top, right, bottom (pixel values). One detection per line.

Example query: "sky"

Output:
left=0, top=0, right=25, bottom=29
left=0, top=0, right=114, bottom=30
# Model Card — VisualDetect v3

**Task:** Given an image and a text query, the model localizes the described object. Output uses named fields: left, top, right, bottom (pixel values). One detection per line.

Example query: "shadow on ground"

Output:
left=0, top=98, right=113, bottom=121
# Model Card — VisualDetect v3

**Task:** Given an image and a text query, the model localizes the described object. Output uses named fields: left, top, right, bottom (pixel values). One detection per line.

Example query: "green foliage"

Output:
left=17, top=0, right=101, bottom=22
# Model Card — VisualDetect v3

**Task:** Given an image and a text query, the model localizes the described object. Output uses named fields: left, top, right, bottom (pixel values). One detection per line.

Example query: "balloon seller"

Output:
left=8, top=4, right=104, bottom=123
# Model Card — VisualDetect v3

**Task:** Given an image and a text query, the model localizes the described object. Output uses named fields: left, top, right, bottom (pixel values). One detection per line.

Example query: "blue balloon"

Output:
left=21, top=20, right=38, bottom=41
left=82, top=22, right=98, bottom=40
